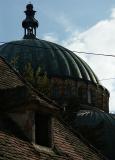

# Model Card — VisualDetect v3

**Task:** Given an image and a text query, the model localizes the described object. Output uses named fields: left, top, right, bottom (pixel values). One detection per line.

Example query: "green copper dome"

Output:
left=0, top=3, right=99, bottom=84
left=0, top=3, right=109, bottom=112
left=71, top=106, right=115, bottom=160
left=0, top=39, right=99, bottom=84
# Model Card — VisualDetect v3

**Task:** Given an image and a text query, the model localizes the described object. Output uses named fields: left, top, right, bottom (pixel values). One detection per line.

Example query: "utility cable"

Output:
left=99, top=78, right=115, bottom=81
left=73, top=51, right=115, bottom=57
left=0, top=41, right=115, bottom=58
left=0, top=41, right=115, bottom=82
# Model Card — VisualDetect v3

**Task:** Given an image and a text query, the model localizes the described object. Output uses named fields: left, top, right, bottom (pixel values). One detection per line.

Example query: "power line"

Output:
left=73, top=51, right=115, bottom=57
left=0, top=41, right=115, bottom=58
left=0, top=41, right=115, bottom=82
left=99, top=78, right=115, bottom=81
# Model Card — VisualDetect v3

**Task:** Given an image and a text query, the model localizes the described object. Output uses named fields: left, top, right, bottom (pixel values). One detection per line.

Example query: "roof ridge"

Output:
left=58, top=115, right=108, bottom=160
left=0, top=55, right=61, bottom=110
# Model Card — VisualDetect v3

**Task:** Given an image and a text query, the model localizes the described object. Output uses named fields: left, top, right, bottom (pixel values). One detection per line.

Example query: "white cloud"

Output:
left=111, top=8, right=115, bottom=18
left=55, top=14, right=74, bottom=33
left=43, top=33, right=58, bottom=43
left=43, top=8, right=115, bottom=112
left=62, top=8, right=115, bottom=112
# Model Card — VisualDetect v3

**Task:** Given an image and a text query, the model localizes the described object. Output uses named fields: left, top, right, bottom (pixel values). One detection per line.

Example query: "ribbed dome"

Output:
left=0, top=39, right=99, bottom=84
left=72, top=107, right=115, bottom=160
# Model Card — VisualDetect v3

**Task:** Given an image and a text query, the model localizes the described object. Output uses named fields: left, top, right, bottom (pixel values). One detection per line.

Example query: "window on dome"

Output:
left=35, top=113, right=51, bottom=147
left=64, top=86, right=71, bottom=97
left=51, top=86, right=59, bottom=98
left=78, top=87, right=87, bottom=103
left=88, top=89, right=92, bottom=104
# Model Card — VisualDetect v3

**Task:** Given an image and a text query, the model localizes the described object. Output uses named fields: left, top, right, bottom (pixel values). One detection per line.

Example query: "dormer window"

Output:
left=35, top=113, right=52, bottom=147
left=9, top=111, right=52, bottom=149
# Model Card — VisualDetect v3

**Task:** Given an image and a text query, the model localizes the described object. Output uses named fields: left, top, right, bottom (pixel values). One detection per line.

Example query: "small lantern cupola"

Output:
left=22, top=3, right=39, bottom=39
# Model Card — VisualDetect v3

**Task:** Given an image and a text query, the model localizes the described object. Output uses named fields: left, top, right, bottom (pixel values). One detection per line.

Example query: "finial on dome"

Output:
left=22, top=3, right=39, bottom=39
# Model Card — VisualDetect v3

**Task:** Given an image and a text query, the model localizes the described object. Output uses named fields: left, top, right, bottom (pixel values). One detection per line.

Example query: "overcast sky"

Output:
left=1, top=0, right=115, bottom=112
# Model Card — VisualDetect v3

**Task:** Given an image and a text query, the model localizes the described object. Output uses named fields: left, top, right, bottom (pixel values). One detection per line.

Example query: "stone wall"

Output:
left=9, top=111, right=35, bottom=141
left=49, top=78, right=110, bottom=112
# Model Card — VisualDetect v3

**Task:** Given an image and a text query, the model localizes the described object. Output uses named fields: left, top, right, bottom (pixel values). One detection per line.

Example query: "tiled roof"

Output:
left=71, top=106, right=115, bottom=160
left=53, top=118, right=107, bottom=160
left=0, top=115, right=107, bottom=160
left=0, top=113, right=29, bottom=142
left=0, top=56, right=108, bottom=160
left=0, top=56, right=24, bottom=89
left=0, top=56, right=59, bottom=113
left=0, top=131, right=70, bottom=160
